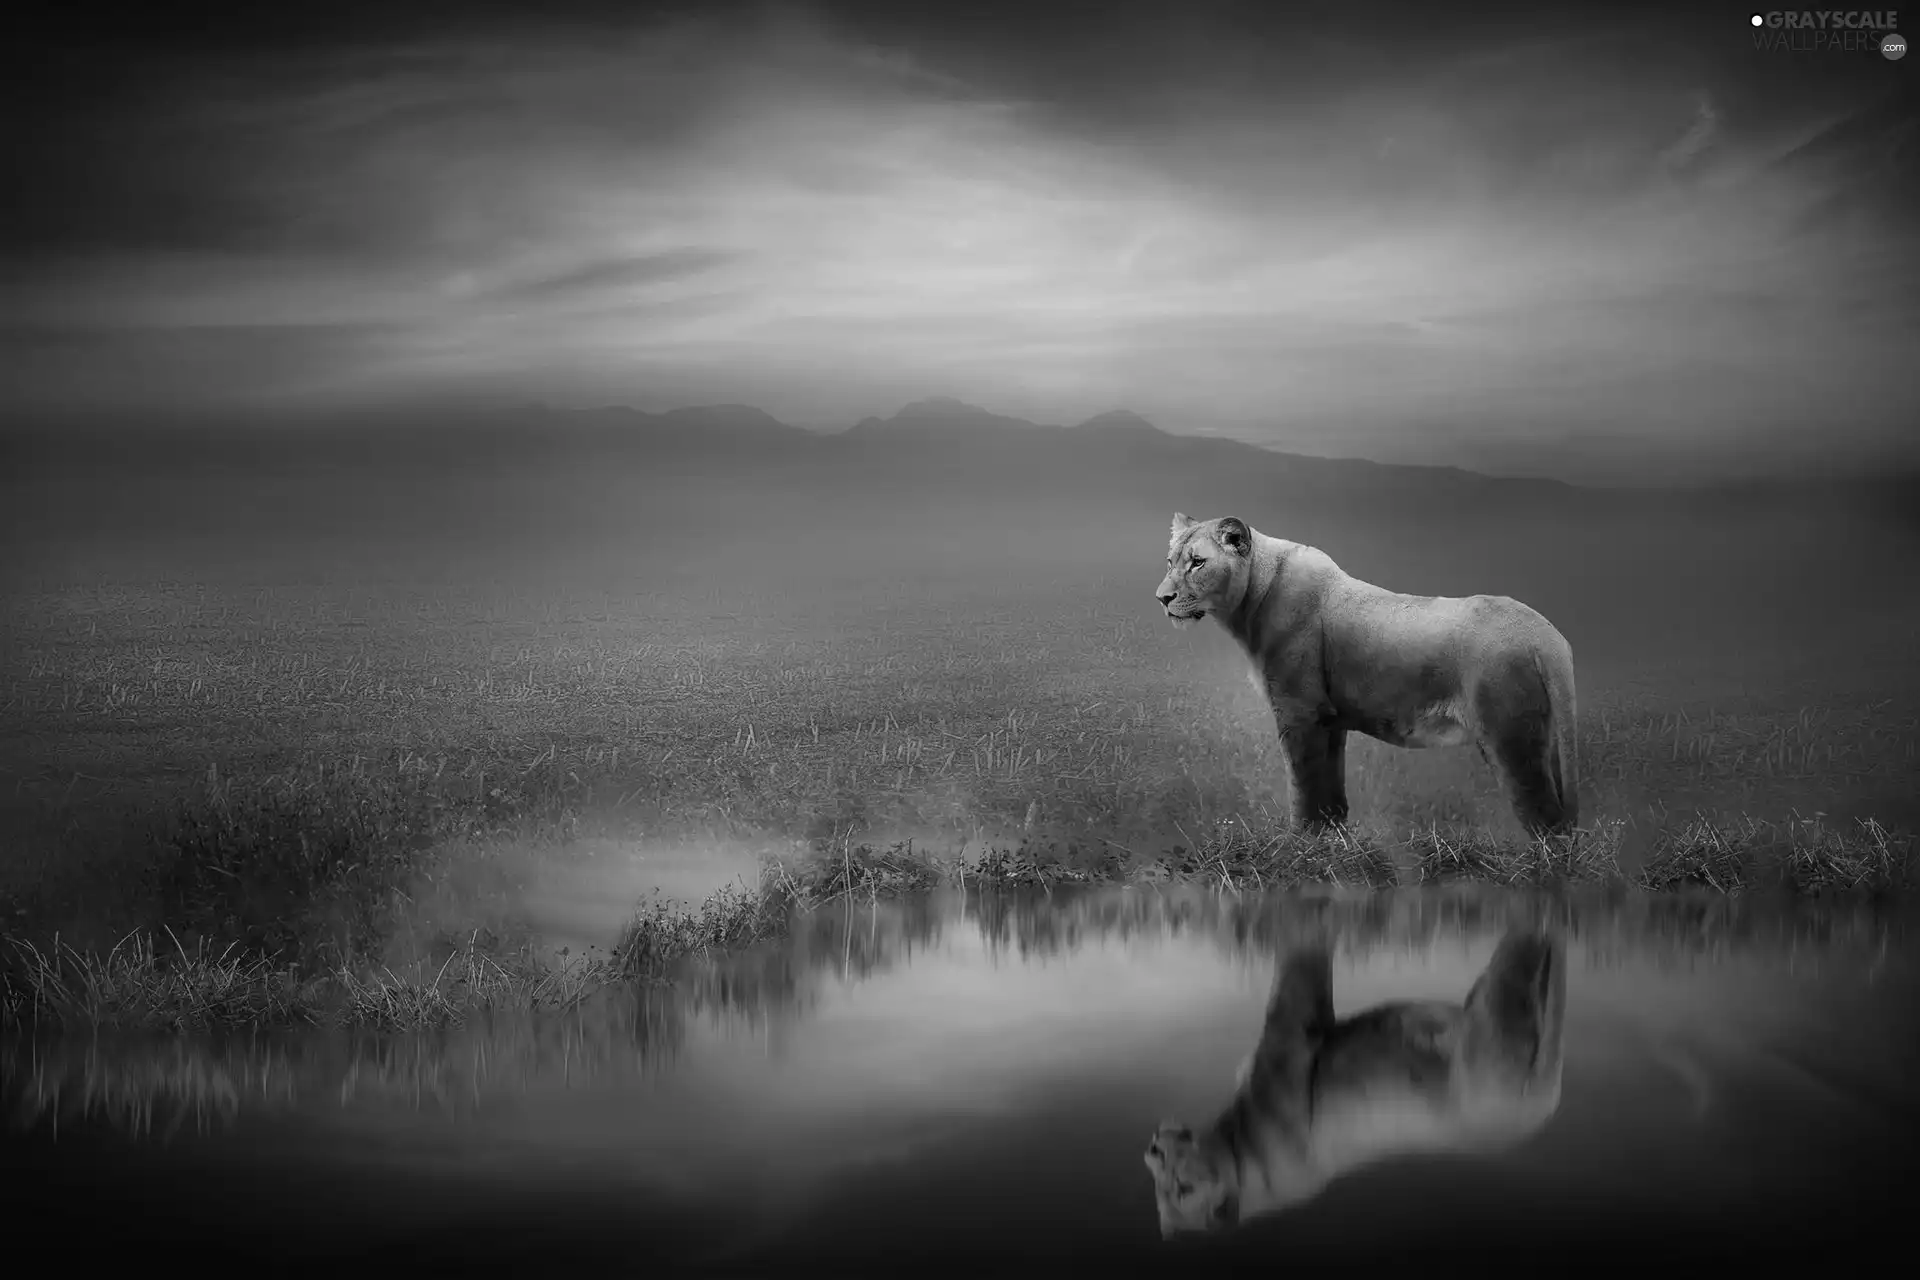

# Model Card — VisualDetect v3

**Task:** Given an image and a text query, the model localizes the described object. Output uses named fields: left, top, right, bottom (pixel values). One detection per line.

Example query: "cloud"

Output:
left=1, top=2, right=1916, bottom=482
left=1659, top=93, right=1720, bottom=170
left=480, top=249, right=744, bottom=304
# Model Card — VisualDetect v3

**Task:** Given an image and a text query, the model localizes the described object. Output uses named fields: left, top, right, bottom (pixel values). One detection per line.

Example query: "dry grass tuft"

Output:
left=1412, top=820, right=1626, bottom=887
left=1782, top=814, right=1913, bottom=895
left=611, top=883, right=790, bottom=980
left=1161, top=822, right=1400, bottom=891
left=3, top=929, right=318, bottom=1031
left=1635, top=813, right=1763, bottom=893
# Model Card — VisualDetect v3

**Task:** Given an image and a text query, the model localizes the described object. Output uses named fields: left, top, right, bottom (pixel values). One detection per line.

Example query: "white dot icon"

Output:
left=1750, top=12, right=1764, bottom=25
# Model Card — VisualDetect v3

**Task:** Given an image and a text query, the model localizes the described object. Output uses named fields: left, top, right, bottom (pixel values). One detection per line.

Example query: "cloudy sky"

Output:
left=3, top=0, right=1916, bottom=482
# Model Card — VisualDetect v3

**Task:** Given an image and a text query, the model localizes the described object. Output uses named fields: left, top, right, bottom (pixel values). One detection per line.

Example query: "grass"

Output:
left=2, top=567, right=1917, bottom=1034
left=1409, top=820, right=1635, bottom=887
left=5, top=813, right=1910, bottom=1034
left=1, top=896, right=768, bottom=1033
left=610, top=883, right=790, bottom=977
left=1631, top=811, right=1912, bottom=895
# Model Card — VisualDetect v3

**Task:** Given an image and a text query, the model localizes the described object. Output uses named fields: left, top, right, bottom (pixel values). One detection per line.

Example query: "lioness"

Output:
left=1144, top=930, right=1567, bottom=1237
left=1154, top=513, right=1579, bottom=835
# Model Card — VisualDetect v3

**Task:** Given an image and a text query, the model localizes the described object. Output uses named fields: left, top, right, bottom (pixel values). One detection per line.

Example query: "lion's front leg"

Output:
left=1275, top=718, right=1349, bottom=831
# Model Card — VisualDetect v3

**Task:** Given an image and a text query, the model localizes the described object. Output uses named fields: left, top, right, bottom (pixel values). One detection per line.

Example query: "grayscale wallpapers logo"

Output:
left=1748, top=10, right=1906, bottom=55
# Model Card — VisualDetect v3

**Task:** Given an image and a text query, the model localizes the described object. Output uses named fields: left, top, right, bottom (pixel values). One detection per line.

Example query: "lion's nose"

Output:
left=1155, top=590, right=1175, bottom=606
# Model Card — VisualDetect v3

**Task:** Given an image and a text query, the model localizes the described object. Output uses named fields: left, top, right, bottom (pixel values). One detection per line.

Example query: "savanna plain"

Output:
left=2, top=423, right=1917, bottom=1032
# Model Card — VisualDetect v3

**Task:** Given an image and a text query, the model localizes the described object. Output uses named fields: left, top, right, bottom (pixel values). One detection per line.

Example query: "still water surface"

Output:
left=6, top=885, right=1916, bottom=1269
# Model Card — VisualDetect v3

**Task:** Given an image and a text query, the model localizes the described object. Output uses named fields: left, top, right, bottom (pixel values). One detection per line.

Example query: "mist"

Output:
left=9, top=399, right=1916, bottom=695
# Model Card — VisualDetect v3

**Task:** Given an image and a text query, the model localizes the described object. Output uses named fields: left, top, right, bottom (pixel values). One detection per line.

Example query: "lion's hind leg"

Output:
left=1473, top=680, right=1573, bottom=838
left=1489, top=731, right=1573, bottom=838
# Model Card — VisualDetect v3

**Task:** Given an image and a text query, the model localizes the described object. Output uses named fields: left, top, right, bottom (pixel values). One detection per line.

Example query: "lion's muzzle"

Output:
left=1157, top=577, right=1205, bottom=625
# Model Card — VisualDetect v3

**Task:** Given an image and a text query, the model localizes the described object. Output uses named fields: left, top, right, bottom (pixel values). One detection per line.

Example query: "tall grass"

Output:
left=2, top=894, right=781, bottom=1033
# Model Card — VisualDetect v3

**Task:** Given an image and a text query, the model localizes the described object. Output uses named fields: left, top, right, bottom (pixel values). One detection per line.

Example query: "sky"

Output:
left=3, top=0, right=1917, bottom=483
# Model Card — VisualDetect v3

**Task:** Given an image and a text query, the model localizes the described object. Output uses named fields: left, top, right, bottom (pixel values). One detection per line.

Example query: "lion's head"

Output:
left=1155, top=512, right=1254, bottom=629
left=1143, top=1120, right=1240, bottom=1237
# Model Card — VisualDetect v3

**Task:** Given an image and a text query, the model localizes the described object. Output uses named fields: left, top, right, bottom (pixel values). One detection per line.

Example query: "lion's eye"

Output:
left=1189, top=556, right=1204, bottom=569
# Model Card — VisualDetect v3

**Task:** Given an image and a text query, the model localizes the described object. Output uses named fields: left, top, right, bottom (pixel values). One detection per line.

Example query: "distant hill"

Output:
left=0, top=394, right=1592, bottom=527
left=9, top=396, right=1913, bottom=536
left=844, top=396, right=1055, bottom=440
left=1075, top=409, right=1166, bottom=438
left=794, top=396, right=1587, bottom=520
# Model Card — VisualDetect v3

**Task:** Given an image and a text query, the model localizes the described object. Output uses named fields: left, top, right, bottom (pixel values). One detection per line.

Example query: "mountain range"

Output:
left=509, top=395, right=1589, bottom=508
left=8, top=395, right=1916, bottom=532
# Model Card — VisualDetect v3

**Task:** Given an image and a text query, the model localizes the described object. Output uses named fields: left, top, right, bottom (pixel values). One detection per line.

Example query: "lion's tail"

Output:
left=1532, top=644, right=1579, bottom=832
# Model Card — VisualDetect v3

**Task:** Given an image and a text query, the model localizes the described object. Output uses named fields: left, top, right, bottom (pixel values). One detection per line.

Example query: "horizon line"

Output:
left=4, top=395, right=1918, bottom=497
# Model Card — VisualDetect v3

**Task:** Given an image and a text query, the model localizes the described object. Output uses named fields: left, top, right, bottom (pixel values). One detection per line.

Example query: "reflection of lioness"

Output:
left=1154, top=513, right=1579, bottom=835
left=1144, top=931, right=1567, bottom=1237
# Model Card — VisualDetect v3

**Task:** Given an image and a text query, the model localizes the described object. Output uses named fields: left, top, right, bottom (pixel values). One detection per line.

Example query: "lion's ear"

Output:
left=1216, top=517, right=1250, bottom=555
left=1171, top=512, right=1196, bottom=535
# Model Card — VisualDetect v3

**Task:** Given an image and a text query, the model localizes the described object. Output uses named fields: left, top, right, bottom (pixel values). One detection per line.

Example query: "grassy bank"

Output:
left=2, top=777, right=1910, bottom=1033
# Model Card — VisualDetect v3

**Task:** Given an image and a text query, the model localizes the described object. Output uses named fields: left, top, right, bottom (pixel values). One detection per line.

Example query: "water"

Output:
left=6, top=885, right=1917, bottom=1268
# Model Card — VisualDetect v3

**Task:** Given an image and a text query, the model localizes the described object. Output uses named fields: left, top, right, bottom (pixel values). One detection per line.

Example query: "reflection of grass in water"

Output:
left=5, top=985, right=684, bottom=1138
left=961, top=881, right=1911, bottom=975
left=330, top=987, right=685, bottom=1108
left=2, top=882, right=787, bottom=1033
left=4, top=1035, right=280, bottom=1140
left=7, top=883, right=1906, bottom=1144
